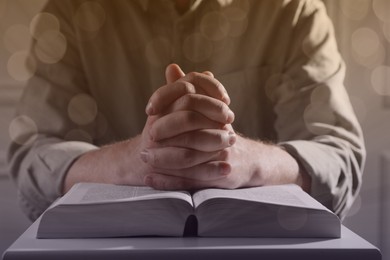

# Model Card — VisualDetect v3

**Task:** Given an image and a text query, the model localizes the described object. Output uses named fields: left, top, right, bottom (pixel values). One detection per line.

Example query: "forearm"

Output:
left=63, top=135, right=146, bottom=194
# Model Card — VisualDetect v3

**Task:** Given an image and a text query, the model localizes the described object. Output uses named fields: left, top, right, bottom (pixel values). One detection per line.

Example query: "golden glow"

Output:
left=74, top=1, right=106, bottom=32
left=30, top=12, right=60, bottom=40
left=371, top=65, right=390, bottom=96
left=34, top=30, right=67, bottom=64
left=7, top=51, right=36, bottom=82
left=351, top=27, right=385, bottom=68
left=67, top=94, right=98, bottom=126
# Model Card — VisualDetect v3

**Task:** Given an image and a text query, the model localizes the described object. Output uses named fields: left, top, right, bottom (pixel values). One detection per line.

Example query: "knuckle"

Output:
left=151, top=88, right=163, bottom=103
left=214, top=131, right=228, bottom=147
left=214, top=80, right=226, bottom=94
left=176, top=81, right=195, bottom=95
left=188, top=72, right=204, bottom=89
left=216, top=81, right=225, bottom=93
left=215, top=100, right=225, bottom=113
left=214, top=102, right=232, bottom=123
left=178, top=94, right=194, bottom=109
left=219, top=103, right=230, bottom=120
left=182, top=81, right=196, bottom=94
left=187, top=71, right=199, bottom=79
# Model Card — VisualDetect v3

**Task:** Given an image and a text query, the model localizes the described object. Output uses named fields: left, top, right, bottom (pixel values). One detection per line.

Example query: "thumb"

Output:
left=165, top=63, right=185, bottom=84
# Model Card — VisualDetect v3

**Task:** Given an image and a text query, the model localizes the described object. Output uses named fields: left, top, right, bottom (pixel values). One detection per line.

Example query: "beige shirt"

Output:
left=8, top=0, right=365, bottom=220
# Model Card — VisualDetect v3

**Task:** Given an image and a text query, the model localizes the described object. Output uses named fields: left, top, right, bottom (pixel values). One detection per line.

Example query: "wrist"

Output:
left=62, top=135, right=146, bottom=194
left=117, top=135, right=148, bottom=185
left=275, top=145, right=312, bottom=192
left=248, top=140, right=311, bottom=191
left=277, top=145, right=312, bottom=192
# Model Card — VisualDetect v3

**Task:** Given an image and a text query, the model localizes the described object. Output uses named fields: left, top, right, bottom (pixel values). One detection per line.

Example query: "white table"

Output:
left=2, top=219, right=381, bottom=260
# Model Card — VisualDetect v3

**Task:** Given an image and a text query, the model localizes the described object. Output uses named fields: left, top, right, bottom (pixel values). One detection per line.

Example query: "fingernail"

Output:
left=146, top=102, right=154, bottom=115
left=227, top=110, right=235, bottom=123
left=140, top=150, right=150, bottom=163
left=228, top=132, right=236, bottom=146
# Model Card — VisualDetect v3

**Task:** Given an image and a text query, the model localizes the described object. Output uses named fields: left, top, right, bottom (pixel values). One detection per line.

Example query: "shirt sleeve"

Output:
left=273, top=0, right=365, bottom=219
left=7, top=1, right=99, bottom=220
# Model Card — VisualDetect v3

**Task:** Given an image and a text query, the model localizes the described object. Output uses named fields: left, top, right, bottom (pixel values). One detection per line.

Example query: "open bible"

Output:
left=37, top=183, right=340, bottom=238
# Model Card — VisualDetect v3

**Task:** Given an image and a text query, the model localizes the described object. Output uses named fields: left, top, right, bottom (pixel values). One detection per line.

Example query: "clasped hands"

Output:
left=63, top=64, right=309, bottom=194
left=139, top=64, right=255, bottom=191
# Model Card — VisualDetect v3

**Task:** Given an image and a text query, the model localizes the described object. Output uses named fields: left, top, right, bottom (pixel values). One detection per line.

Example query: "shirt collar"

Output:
left=137, top=0, right=233, bottom=11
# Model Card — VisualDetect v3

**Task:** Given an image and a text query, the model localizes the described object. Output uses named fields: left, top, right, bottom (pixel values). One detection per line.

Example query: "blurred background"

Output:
left=0, top=0, right=389, bottom=258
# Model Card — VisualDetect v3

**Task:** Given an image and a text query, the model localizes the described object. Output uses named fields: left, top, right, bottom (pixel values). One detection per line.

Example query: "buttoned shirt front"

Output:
left=8, top=0, right=365, bottom=220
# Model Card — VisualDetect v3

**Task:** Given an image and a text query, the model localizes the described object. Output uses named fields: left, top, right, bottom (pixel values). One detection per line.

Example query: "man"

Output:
left=8, top=0, right=365, bottom=221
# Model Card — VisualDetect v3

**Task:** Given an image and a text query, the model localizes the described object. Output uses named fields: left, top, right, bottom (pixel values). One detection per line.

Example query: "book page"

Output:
left=60, top=183, right=193, bottom=206
left=193, top=184, right=328, bottom=210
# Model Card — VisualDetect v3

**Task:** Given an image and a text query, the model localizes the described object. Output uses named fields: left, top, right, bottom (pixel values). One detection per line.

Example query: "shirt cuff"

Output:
left=19, top=141, right=98, bottom=220
left=278, top=140, right=341, bottom=212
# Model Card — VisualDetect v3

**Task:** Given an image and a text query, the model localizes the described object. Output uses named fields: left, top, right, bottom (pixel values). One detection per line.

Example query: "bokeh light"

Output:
left=9, top=115, right=38, bottom=146
left=351, top=27, right=385, bottom=68
left=351, top=27, right=379, bottom=58
left=371, top=65, right=390, bottom=96
left=339, top=0, right=370, bottom=21
left=30, top=12, right=61, bottom=40
left=67, top=94, right=98, bottom=126
left=373, top=0, right=390, bottom=23
left=224, top=7, right=248, bottom=37
left=7, top=51, right=37, bottom=82
left=74, top=1, right=106, bottom=32
left=200, top=11, right=230, bottom=41
left=34, top=30, right=67, bottom=64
